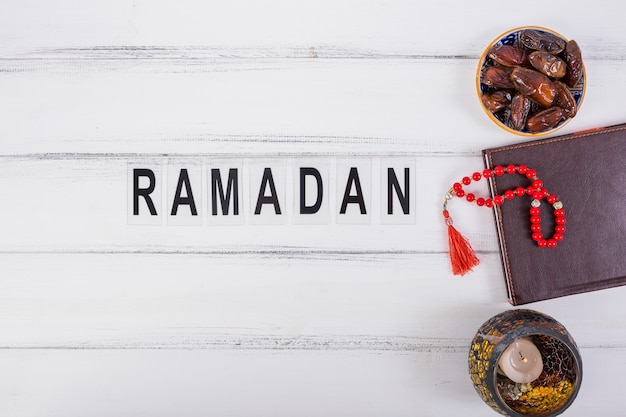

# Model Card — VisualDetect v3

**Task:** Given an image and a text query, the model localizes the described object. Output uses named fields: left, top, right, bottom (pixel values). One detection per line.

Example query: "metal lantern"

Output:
left=468, top=309, right=582, bottom=416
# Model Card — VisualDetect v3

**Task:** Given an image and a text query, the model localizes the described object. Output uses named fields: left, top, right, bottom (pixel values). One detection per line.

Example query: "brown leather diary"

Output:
left=482, top=123, right=626, bottom=305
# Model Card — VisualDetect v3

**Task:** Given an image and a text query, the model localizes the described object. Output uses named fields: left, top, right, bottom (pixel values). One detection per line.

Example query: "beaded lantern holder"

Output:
left=443, top=164, right=565, bottom=275
left=469, top=309, right=582, bottom=417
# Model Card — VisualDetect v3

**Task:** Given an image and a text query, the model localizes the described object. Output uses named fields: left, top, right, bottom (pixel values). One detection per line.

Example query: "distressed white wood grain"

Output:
left=1, top=57, right=625, bottom=155
left=0, top=252, right=506, bottom=348
left=0, top=349, right=494, bottom=417
left=1, top=0, right=625, bottom=59
left=0, top=347, right=619, bottom=417
left=2, top=251, right=625, bottom=350
left=0, top=154, right=500, bottom=253
left=0, top=58, right=484, bottom=155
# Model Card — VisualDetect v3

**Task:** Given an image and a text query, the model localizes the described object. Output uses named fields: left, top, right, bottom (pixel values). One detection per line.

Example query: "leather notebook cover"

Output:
left=482, top=123, right=626, bottom=305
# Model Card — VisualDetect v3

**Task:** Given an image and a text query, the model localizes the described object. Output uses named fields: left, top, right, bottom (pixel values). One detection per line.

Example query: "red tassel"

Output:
left=443, top=210, right=479, bottom=276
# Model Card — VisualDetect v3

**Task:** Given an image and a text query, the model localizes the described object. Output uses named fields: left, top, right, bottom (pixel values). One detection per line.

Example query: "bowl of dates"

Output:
left=477, top=26, right=585, bottom=136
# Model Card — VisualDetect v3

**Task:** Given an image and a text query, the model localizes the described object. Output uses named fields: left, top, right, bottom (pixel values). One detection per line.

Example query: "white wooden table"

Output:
left=2, top=1, right=625, bottom=415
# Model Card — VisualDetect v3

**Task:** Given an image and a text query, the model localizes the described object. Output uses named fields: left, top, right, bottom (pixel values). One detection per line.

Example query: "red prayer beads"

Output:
left=444, top=164, right=565, bottom=248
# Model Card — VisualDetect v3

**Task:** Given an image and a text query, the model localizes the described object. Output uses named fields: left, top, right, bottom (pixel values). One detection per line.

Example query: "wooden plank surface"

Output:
left=2, top=0, right=625, bottom=415
left=0, top=347, right=621, bottom=417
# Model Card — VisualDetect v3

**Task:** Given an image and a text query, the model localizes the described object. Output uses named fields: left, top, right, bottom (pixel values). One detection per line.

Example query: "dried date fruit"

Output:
left=509, top=93, right=531, bottom=131
left=520, top=29, right=566, bottom=54
left=564, top=40, right=583, bottom=87
left=482, top=91, right=511, bottom=112
left=528, top=51, right=566, bottom=78
left=479, top=29, right=584, bottom=133
left=554, top=81, right=577, bottom=118
left=527, top=107, right=564, bottom=133
left=482, top=66, right=515, bottom=89
left=510, top=67, right=556, bottom=107
left=488, top=44, right=528, bottom=67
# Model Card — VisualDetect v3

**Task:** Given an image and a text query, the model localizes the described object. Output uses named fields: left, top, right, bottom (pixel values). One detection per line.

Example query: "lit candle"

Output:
left=498, top=337, right=543, bottom=384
